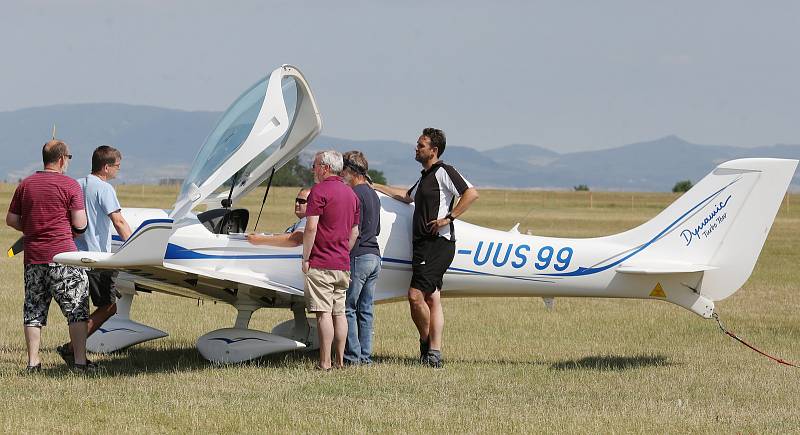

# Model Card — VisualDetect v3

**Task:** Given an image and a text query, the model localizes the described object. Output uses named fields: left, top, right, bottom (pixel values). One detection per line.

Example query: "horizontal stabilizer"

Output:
left=616, top=262, right=717, bottom=275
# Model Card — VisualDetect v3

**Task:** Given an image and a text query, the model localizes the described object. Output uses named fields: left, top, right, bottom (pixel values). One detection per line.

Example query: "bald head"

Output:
left=42, top=140, right=69, bottom=166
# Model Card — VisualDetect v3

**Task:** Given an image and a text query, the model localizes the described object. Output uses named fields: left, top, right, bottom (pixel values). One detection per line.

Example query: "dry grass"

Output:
left=0, top=183, right=798, bottom=433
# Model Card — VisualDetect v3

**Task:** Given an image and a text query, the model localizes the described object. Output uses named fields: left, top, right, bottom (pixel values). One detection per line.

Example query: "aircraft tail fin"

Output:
left=612, top=158, right=797, bottom=301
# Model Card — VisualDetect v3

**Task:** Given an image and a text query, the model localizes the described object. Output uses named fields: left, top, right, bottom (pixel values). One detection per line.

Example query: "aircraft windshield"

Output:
left=180, top=75, right=301, bottom=203
left=180, top=76, right=269, bottom=198
left=210, top=77, right=299, bottom=200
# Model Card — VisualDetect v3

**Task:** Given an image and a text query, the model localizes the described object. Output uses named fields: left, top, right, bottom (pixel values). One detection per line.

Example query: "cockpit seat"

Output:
left=197, top=208, right=250, bottom=235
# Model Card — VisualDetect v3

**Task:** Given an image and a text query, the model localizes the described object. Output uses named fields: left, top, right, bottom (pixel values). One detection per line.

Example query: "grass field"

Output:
left=0, top=183, right=798, bottom=433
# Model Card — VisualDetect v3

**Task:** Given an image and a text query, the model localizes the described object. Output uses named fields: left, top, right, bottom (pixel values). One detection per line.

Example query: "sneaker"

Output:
left=23, top=363, right=42, bottom=374
left=71, top=361, right=98, bottom=373
left=56, top=343, right=74, bottom=365
left=423, top=350, right=443, bottom=369
left=419, top=338, right=430, bottom=361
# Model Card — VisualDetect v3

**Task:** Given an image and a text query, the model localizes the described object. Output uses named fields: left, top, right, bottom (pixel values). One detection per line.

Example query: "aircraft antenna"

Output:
left=252, top=167, right=276, bottom=232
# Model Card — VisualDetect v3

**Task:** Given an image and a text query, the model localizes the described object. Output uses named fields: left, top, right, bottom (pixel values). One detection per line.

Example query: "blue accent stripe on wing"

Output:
left=165, top=243, right=301, bottom=260
left=208, top=337, right=276, bottom=344
left=120, top=218, right=174, bottom=249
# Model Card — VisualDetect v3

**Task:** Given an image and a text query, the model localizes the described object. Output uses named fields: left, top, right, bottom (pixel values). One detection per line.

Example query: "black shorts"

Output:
left=410, top=237, right=455, bottom=293
left=87, top=269, right=120, bottom=308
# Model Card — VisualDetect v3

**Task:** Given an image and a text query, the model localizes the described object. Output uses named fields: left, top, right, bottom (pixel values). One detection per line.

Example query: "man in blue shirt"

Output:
left=342, top=151, right=382, bottom=365
left=247, top=187, right=310, bottom=247
left=57, top=145, right=132, bottom=362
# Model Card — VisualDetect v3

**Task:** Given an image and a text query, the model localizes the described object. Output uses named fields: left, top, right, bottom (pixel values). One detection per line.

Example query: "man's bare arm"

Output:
left=348, top=225, right=359, bottom=251
left=427, top=187, right=480, bottom=233
left=70, top=209, right=88, bottom=231
left=301, top=216, right=319, bottom=273
left=450, top=187, right=479, bottom=219
left=247, top=231, right=303, bottom=248
left=372, top=183, right=413, bottom=204
left=6, top=212, right=22, bottom=232
left=109, top=210, right=132, bottom=241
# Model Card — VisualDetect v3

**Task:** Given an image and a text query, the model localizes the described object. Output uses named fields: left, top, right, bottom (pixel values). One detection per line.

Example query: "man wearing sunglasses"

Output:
left=6, top=140, right=92, bottom=372
left=247, top=187, right=310, bottom=247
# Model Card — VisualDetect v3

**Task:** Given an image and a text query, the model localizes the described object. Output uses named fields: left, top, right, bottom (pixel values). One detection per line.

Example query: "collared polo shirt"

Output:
left=305, top=175, right=360, bottom=271
left=407, top=161, right=472, bottom=242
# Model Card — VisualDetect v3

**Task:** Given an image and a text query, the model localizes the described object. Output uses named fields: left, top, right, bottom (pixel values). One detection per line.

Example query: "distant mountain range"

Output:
left=1, top=103, right=798, bottom=191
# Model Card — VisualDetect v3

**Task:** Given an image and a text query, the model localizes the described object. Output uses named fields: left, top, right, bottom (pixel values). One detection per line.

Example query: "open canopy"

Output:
left=171, top=65, right=322, bottom=221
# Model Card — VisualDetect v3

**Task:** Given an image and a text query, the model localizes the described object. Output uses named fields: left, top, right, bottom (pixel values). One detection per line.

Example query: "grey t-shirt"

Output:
left=351, top=183, right=381, bottom=258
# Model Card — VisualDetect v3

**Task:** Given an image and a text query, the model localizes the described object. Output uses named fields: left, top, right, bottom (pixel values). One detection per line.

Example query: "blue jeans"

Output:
left=344, top=253, right=381, bottom=364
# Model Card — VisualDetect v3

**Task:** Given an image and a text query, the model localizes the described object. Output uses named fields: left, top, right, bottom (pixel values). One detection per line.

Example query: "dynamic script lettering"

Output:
left=680, top=195, right=732, bottom=246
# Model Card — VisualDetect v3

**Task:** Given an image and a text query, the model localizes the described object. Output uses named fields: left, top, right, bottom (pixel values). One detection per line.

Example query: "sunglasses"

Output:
left=64, top=154, right=73, bottom=160
left=295, top=198, right=308, bottom=205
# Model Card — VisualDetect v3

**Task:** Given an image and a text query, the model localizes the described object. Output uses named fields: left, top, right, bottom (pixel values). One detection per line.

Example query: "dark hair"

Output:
left=91, top=145, right=122, bottom=173
left=422, top=128, right=446, bottom=157
left=42, top=140, right=68, bottom=165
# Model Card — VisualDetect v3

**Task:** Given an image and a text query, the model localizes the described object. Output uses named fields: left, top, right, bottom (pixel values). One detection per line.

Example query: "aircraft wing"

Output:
left=54, top=218, right=304, bottom=305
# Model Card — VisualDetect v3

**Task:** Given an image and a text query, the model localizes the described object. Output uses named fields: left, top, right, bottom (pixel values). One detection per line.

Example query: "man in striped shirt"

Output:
left=6, top=140, right=92, bottom=372
left=374, top=128, right=479, bottom=368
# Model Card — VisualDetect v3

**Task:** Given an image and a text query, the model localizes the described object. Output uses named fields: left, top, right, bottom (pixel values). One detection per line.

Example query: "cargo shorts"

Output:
left=23, top=263, right=89, bottom=326
left=305, top=268, right=350, bottom=315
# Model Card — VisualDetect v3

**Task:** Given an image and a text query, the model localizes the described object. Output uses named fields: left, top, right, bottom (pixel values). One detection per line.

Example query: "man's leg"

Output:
left=316, top=312, right=334, bottom=369
left=23, top=264, right=50, bottom=368
left=425, top=290, right=444, bottom=351
left=88, top=303, right=117, bottom=336
left=23, top=326, right=42, bottom=367
left=64, top=303, right=117, bottom=354
left=408, top=287, right=431, bottom=342
left=68, top=321, right=88, bottom=365
left=52, top=265, right=90, bottom=367
left=332, top=314, right=348, bottom=368
left=357, top=256, right=380, bottom=363
left=344, top=257, right=363, bottom=364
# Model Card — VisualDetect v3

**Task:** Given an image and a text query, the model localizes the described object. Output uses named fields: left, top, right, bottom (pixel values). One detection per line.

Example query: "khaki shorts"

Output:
left=305, top=268, right=350, bottom=315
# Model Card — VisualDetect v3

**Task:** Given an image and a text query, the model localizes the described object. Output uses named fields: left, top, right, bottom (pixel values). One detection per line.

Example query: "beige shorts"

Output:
left=305, top=268, right=350, bottom=315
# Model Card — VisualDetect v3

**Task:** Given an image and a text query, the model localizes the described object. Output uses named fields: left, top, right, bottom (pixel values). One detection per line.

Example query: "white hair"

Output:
left=317, top=150, right=343, bottom=174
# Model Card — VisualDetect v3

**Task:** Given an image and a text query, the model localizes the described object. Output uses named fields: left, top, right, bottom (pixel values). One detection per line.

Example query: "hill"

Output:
left=1, top=104, right=798, bottom=190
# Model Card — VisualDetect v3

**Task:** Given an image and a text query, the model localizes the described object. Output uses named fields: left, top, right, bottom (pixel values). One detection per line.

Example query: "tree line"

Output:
left=269, top=156, right=387, bottom=187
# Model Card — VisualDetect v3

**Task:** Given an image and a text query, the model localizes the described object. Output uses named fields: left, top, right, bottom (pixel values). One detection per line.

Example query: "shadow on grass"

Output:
left=371, top=354, right=551, bottom=367
left=27, top=346, right=328, bottom=378
left=549, top=354, right=672, bottom=371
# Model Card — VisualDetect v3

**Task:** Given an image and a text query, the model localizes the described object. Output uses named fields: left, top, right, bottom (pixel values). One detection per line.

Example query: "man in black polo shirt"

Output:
left=374, top=128, right=479, bottom=368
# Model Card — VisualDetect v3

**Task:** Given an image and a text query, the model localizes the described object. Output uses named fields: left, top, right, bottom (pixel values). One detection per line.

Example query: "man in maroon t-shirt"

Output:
left=302, top=150, right=360, bottom=370
left=6, top=140, right=92, bottom=372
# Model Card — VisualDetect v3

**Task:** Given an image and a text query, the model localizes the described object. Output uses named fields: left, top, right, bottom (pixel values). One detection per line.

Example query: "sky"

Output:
left=1, top=0, right=798, bottom=152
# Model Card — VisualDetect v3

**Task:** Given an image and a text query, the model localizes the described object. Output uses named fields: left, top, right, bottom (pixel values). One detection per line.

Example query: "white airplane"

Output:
left=52, top=65, right=797, bottom=363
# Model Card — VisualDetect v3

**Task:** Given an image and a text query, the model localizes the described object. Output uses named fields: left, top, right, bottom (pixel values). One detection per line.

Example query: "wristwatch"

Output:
left=445, top=213, right=455, bottom=222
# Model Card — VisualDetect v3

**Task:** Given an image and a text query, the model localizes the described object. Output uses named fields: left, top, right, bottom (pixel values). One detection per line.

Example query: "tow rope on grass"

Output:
left=712, top=312, right=798, bottom=368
